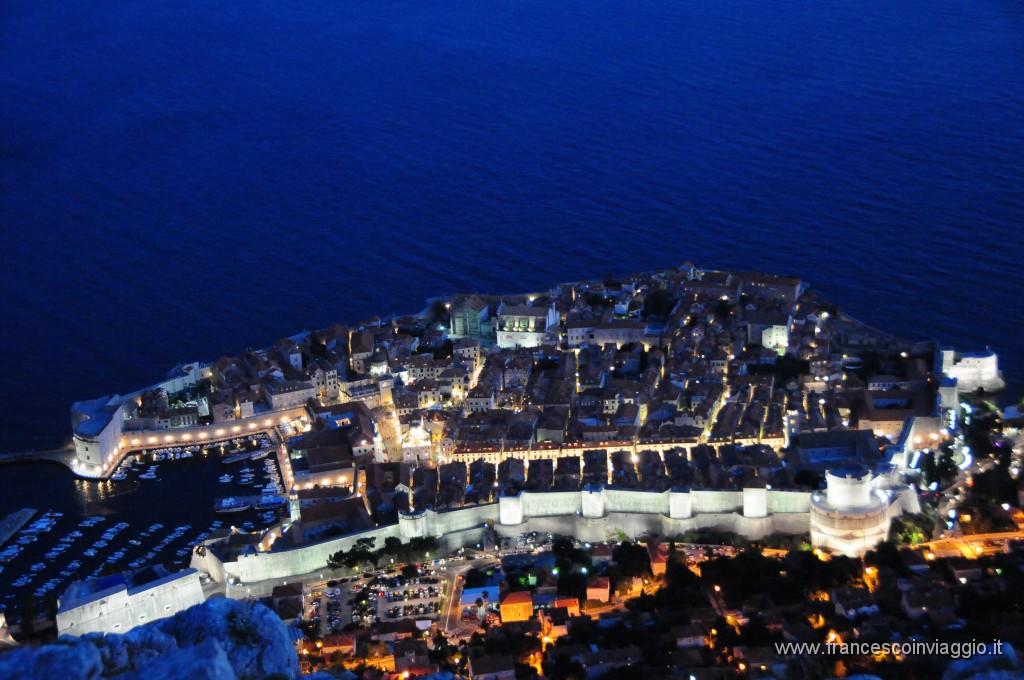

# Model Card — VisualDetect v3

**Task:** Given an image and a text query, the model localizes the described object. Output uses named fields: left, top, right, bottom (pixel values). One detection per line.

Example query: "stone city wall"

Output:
left=211, top=487, right=817, bottom=587
left=493, top=511, right=811, bottom=544
left=227, top=523, right=403, bottom=584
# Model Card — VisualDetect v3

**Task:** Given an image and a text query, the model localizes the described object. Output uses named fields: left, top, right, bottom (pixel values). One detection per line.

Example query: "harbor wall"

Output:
left=120, top=407, right=308, bottom=450
left=72, top=404, right=309, bottom=480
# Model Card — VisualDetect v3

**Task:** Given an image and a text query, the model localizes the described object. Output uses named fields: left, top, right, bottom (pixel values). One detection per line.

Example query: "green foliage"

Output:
left=674, top=528, right=746, bottom=547
left=643, top=289, right=676, bottom=318
left=584, top=292, right=612, bottom=309
left=890, top=512, right=935, bottom=545
left=336, top=534, right=441, bottom=570
left=758, top=531, right=810, bottom=550
left=299, top=620, right=322, bottom=642
left=862, top=541, right=908, bottom=576
left=306, top=330, right=327, bottom=359
left=702, top=547, right=791, bottom=607
left=557, top=572, right=588, bottom=603
left=429, top=300, right=449, bottom=324
left=463, top=567, right=490, bottom=589
left=783, top=550, right=861, bottom=592
left=326, top=536, right=379, bottom=571
left=433, top=338, right=454, bottom=360
left=920, top=445, right=958, bottom=489
left=611, top=541, right=651, bottom=577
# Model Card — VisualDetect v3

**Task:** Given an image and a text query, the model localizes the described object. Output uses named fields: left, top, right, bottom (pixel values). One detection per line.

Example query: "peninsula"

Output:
left=6, top=264, right=1022, bottom=680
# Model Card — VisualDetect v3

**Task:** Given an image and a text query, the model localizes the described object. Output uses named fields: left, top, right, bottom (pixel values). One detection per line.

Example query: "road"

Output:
left=917, top=530, right=1024, bottom=558
left=439, top=557, right=499, bottom=639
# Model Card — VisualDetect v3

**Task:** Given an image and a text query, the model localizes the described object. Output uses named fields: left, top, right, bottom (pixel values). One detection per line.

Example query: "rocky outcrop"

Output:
left=941, top=643, right=1021, bottom=680
left=0, top=598, right=300, bottom=680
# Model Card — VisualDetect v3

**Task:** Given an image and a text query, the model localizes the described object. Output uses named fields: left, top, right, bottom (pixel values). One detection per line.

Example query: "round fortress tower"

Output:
left=824, top=465, right=873, bottom=510
left=810, top=464, right=893, bottom=557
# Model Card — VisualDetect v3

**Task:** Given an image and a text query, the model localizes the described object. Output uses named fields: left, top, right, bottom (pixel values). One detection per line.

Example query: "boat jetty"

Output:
left=0, top=509, right=37, bottom=549
left=213, top=493, right=286, bottom=515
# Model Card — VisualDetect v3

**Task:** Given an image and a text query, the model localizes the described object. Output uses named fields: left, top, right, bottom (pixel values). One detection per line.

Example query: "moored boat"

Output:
left=213, top=497, right=251, bottom=513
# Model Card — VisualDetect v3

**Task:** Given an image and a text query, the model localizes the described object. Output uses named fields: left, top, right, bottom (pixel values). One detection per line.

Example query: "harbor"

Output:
left=0, top=434, right=291, bottom=616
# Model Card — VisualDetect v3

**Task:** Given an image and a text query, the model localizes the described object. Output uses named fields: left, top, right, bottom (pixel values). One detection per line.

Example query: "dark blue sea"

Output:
left=0, top=0, right=1022, bottom=587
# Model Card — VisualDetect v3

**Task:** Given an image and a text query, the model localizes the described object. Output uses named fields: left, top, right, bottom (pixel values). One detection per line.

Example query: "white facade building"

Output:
left=760, top=325, right=789, bottom=353
left=266, top=380, right=317, bottom=409
left=939, top=348, right=1005, bottom=393
left=589, top=320, right=648, bottom=348
left=56, top=568, right=205, bottom=636
left=496, top=304, right=559, bottom=348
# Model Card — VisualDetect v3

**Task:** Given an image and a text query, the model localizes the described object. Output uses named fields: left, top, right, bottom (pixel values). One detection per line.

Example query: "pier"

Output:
left=214, top=494, right=287, bottom=514
left=0, top=447, right=75, bottom=471
left=0, top=509, right=38, bottom=549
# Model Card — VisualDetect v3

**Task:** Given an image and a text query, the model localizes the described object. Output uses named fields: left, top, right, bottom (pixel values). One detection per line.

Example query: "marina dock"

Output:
left=0, top=509, right=38, bottom=549
left=222, top=451, right=254, bottom=465
left=213, top=494, right=286, bottom=514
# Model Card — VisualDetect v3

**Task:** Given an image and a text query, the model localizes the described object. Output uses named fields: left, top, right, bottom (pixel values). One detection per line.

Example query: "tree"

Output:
left=890, top=512, right=935, bottom=545
left=429, top=300, right=449, bottom=324
left=326, top=536, right=378, bottom=571
left=611, top=541, right=652, bottom=578
left=463, top=568, right=489, bottom=589
left=558, top=572, right=588, bottom=603
left=429, top=629, right=451, bottom=665
left=379, top=535, right=404, bottom=560
left=643, top=289, right=676, bottom=318
left=935, top=447, right=958, bottom=488
left=862, top=541, right=907, bottom=576
left=714, top=298, right=733, bottom=321
left=307, top=330, right=328, bottom=359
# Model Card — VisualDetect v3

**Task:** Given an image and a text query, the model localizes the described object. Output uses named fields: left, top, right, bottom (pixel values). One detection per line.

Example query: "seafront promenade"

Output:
left=69, top=405, right=309, bottom=481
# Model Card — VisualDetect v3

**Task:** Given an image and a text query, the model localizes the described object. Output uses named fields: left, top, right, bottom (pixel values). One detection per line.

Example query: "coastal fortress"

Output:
left=64, top=265, right=995, bottom=591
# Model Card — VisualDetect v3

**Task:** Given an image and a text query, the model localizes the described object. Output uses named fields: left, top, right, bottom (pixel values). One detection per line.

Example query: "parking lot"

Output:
left=302, top=567, right=447, bottom=637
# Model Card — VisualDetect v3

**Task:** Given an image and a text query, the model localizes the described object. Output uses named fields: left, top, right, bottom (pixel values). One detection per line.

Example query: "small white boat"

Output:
left=129, top=539, right=142, bottom=546
left=219, top=475, right=233, bottom=483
